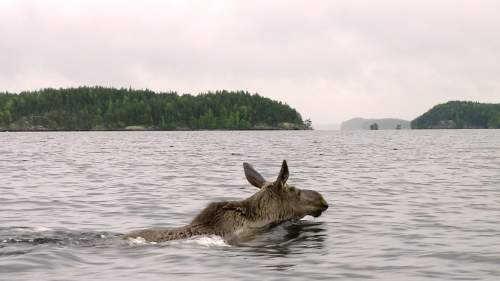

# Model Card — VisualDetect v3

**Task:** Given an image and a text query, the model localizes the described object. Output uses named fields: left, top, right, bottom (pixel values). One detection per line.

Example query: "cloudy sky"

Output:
left=1, top=0, right=499, bottom=125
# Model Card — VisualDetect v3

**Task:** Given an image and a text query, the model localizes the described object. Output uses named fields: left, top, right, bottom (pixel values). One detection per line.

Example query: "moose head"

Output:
left=240, top=160, right=329, bottom=221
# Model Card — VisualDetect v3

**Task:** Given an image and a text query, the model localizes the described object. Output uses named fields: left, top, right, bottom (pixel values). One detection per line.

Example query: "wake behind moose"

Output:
left=123, top=160, right=329, bottom=243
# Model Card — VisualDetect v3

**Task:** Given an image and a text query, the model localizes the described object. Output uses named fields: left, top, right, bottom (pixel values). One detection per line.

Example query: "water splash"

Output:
left=126, top=237, right=157, bottom=245
left=125, top=235, right=230, bottom=247
left=184, top=235, right=230, bottom=247
left=0, top=226, right=119, bottom=247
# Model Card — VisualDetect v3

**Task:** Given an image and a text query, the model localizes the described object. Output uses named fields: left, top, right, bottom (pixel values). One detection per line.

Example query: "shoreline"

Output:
left=0, top=128, right=311, bottom=132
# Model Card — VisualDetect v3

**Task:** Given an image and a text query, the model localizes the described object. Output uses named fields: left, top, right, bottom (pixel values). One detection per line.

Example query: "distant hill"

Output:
left=0, top=87, right=309, bottom=131
left=340, top=118, right=410, bottom=130
left=314, top=123, right=340, bottom=130
left=411, top=101, right=500, bottom=129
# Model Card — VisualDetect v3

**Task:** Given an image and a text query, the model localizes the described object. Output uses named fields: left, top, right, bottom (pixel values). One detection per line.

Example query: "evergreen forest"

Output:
left=411, top=101, right=500, bottom=129
left=0, top=87, right=309, bottom=131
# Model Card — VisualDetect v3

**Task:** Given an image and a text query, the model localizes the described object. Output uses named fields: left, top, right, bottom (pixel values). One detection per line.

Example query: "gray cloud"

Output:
left=1, top=0, right=499, bottom=124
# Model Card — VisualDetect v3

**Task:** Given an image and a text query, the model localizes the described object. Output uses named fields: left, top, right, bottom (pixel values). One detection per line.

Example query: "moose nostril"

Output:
left=320, top=199, right=329, bottom=210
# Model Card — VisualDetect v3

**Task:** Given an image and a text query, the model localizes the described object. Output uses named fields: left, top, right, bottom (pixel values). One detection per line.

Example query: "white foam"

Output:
left=34, top=226, right=51, bottom=232
left=126, top=236, right=158, bottom=245
left=126, top=235, right=229, bottom=247
left=7, top=226, right=51, bottom=233
left=184, top=235, right=230, bottom=247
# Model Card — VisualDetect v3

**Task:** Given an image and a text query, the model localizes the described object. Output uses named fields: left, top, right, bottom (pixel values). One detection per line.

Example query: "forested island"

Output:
left=411, top=101, right=500, bottom=129
left=0, top=87, right=310, bottom=131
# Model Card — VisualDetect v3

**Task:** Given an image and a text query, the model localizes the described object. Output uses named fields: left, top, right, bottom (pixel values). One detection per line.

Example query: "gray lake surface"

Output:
left=1, top=130, right=500, bottom=280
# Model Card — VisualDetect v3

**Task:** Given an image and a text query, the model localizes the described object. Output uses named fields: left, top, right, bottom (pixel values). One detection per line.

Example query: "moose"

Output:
left=123, top=160, right=329, bottom=243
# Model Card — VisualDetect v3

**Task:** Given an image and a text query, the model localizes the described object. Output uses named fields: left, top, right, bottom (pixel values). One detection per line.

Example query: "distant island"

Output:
left=411, top=101, right=500, bottom=129
left=340, top=101, right=500, bottom=130
left=0, top=87, right=310, bottom=131
left=340, top=118, right=410, bottom=130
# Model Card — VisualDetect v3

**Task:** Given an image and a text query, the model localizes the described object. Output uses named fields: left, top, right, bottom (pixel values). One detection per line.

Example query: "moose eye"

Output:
left=288, top=187, right=300, bottom=195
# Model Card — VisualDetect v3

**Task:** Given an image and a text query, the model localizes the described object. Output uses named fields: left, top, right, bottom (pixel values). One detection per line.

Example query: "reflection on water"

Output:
left=236, top=221, right=327, bottom=255
left=1, top=130, right=500, bottom=280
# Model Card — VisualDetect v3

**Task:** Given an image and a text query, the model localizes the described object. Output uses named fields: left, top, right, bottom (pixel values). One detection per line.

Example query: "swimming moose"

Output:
left=123, top=160, right=329, bottom=243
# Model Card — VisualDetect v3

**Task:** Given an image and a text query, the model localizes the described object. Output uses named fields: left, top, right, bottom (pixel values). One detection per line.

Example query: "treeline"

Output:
left=0, top=87, right=309, bottom=131
left=411, top=101, right=500, bottom=129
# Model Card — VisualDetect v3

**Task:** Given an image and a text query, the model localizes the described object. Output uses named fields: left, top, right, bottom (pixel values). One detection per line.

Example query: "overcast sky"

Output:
left=1, top=0, right=499, bottom=125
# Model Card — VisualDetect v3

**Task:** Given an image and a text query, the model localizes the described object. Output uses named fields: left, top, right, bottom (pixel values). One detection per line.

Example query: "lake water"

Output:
left=1, top=130, right=499, bottom=280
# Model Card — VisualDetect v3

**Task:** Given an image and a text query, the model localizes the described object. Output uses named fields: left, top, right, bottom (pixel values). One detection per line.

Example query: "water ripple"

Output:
left=1, top=130, right=500, bottom=280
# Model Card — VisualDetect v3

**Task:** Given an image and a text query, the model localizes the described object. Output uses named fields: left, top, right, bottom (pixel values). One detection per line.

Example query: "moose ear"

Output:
left=275, top=160, right=289, bottom=187
left=243, top=162, right=267, bottom=189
